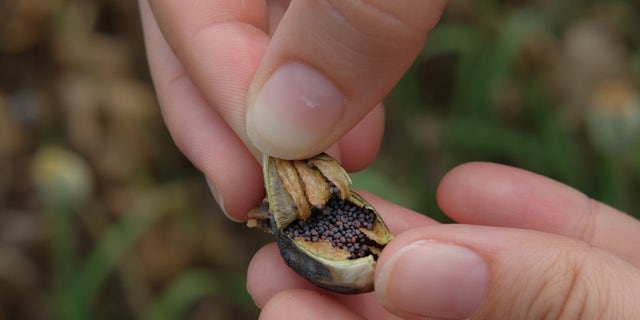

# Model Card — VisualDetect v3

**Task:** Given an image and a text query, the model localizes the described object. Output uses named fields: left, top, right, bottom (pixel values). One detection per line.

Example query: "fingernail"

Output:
left=376, top=240, right=487, bottom=319
left=247, top=62, right=345, bottom=159
left=205, top=177, right=241, bottom=222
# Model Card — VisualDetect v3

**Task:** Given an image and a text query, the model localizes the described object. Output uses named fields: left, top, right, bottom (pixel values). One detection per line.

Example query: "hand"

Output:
left=248, top=162, right=640, bottom=319
left=138, top=0, right=448, bottom=220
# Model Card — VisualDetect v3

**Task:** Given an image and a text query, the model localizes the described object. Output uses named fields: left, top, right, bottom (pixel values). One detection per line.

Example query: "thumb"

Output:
left=246, top=0, right=448, bottom=159
left=375, top=225, right=640, bottom=320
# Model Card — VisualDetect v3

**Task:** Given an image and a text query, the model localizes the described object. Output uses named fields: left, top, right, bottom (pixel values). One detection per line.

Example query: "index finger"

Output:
left=437, top=162, right=640, bottom=266
left=148, top=0, right=270, bottom=150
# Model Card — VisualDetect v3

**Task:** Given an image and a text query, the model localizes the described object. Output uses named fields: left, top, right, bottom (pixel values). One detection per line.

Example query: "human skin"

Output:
left=138, top=1, right=640, bottom=318
left=138, top=0, right=447, bottom=220
left=250, top=163, right=640, bottom=319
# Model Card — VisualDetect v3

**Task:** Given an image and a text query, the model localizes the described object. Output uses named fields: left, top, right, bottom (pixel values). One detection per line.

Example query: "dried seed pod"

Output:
left=248, top=153, right=393, bottom=294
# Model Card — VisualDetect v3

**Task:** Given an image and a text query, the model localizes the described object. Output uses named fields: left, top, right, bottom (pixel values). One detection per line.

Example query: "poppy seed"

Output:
left=283, top=197, right=378, bottom=259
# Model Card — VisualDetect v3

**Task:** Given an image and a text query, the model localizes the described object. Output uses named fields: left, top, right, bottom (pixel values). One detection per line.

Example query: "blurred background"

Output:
left=0, top=0, right=638, bottom=319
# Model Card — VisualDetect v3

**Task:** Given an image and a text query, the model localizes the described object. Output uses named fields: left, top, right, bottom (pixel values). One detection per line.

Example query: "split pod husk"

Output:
left=248, top=153, right=393, bottom=294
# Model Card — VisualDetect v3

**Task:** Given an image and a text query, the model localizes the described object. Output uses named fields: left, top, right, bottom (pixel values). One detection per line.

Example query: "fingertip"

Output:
left=247, top=243, right=315, bottom=308
left=247, top=243, right=279, bottom=308
left=436, top=162, right=584, bottom=228
left=199, top=150, right=263, bottom=221
left=246, top=62, right=346, bottom=160
left=436, top=162, right=491, bottom=215
left=339, top=103, right=385, bottom=172
left=375, top=238, right=487, bottom=319
left=261, top=289, right=363, bottom=320
left=205, top=176, right=239, bottom=222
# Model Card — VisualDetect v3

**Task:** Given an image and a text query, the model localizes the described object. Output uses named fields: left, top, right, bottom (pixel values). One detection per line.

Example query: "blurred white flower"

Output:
left=586, top=79, right=640, bottom=158
left=30, top=146, right=94, bottom=206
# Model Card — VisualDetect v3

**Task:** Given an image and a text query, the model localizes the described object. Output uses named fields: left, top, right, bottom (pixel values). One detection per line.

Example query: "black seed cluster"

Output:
left=283, top=197, right=377, bottom=259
